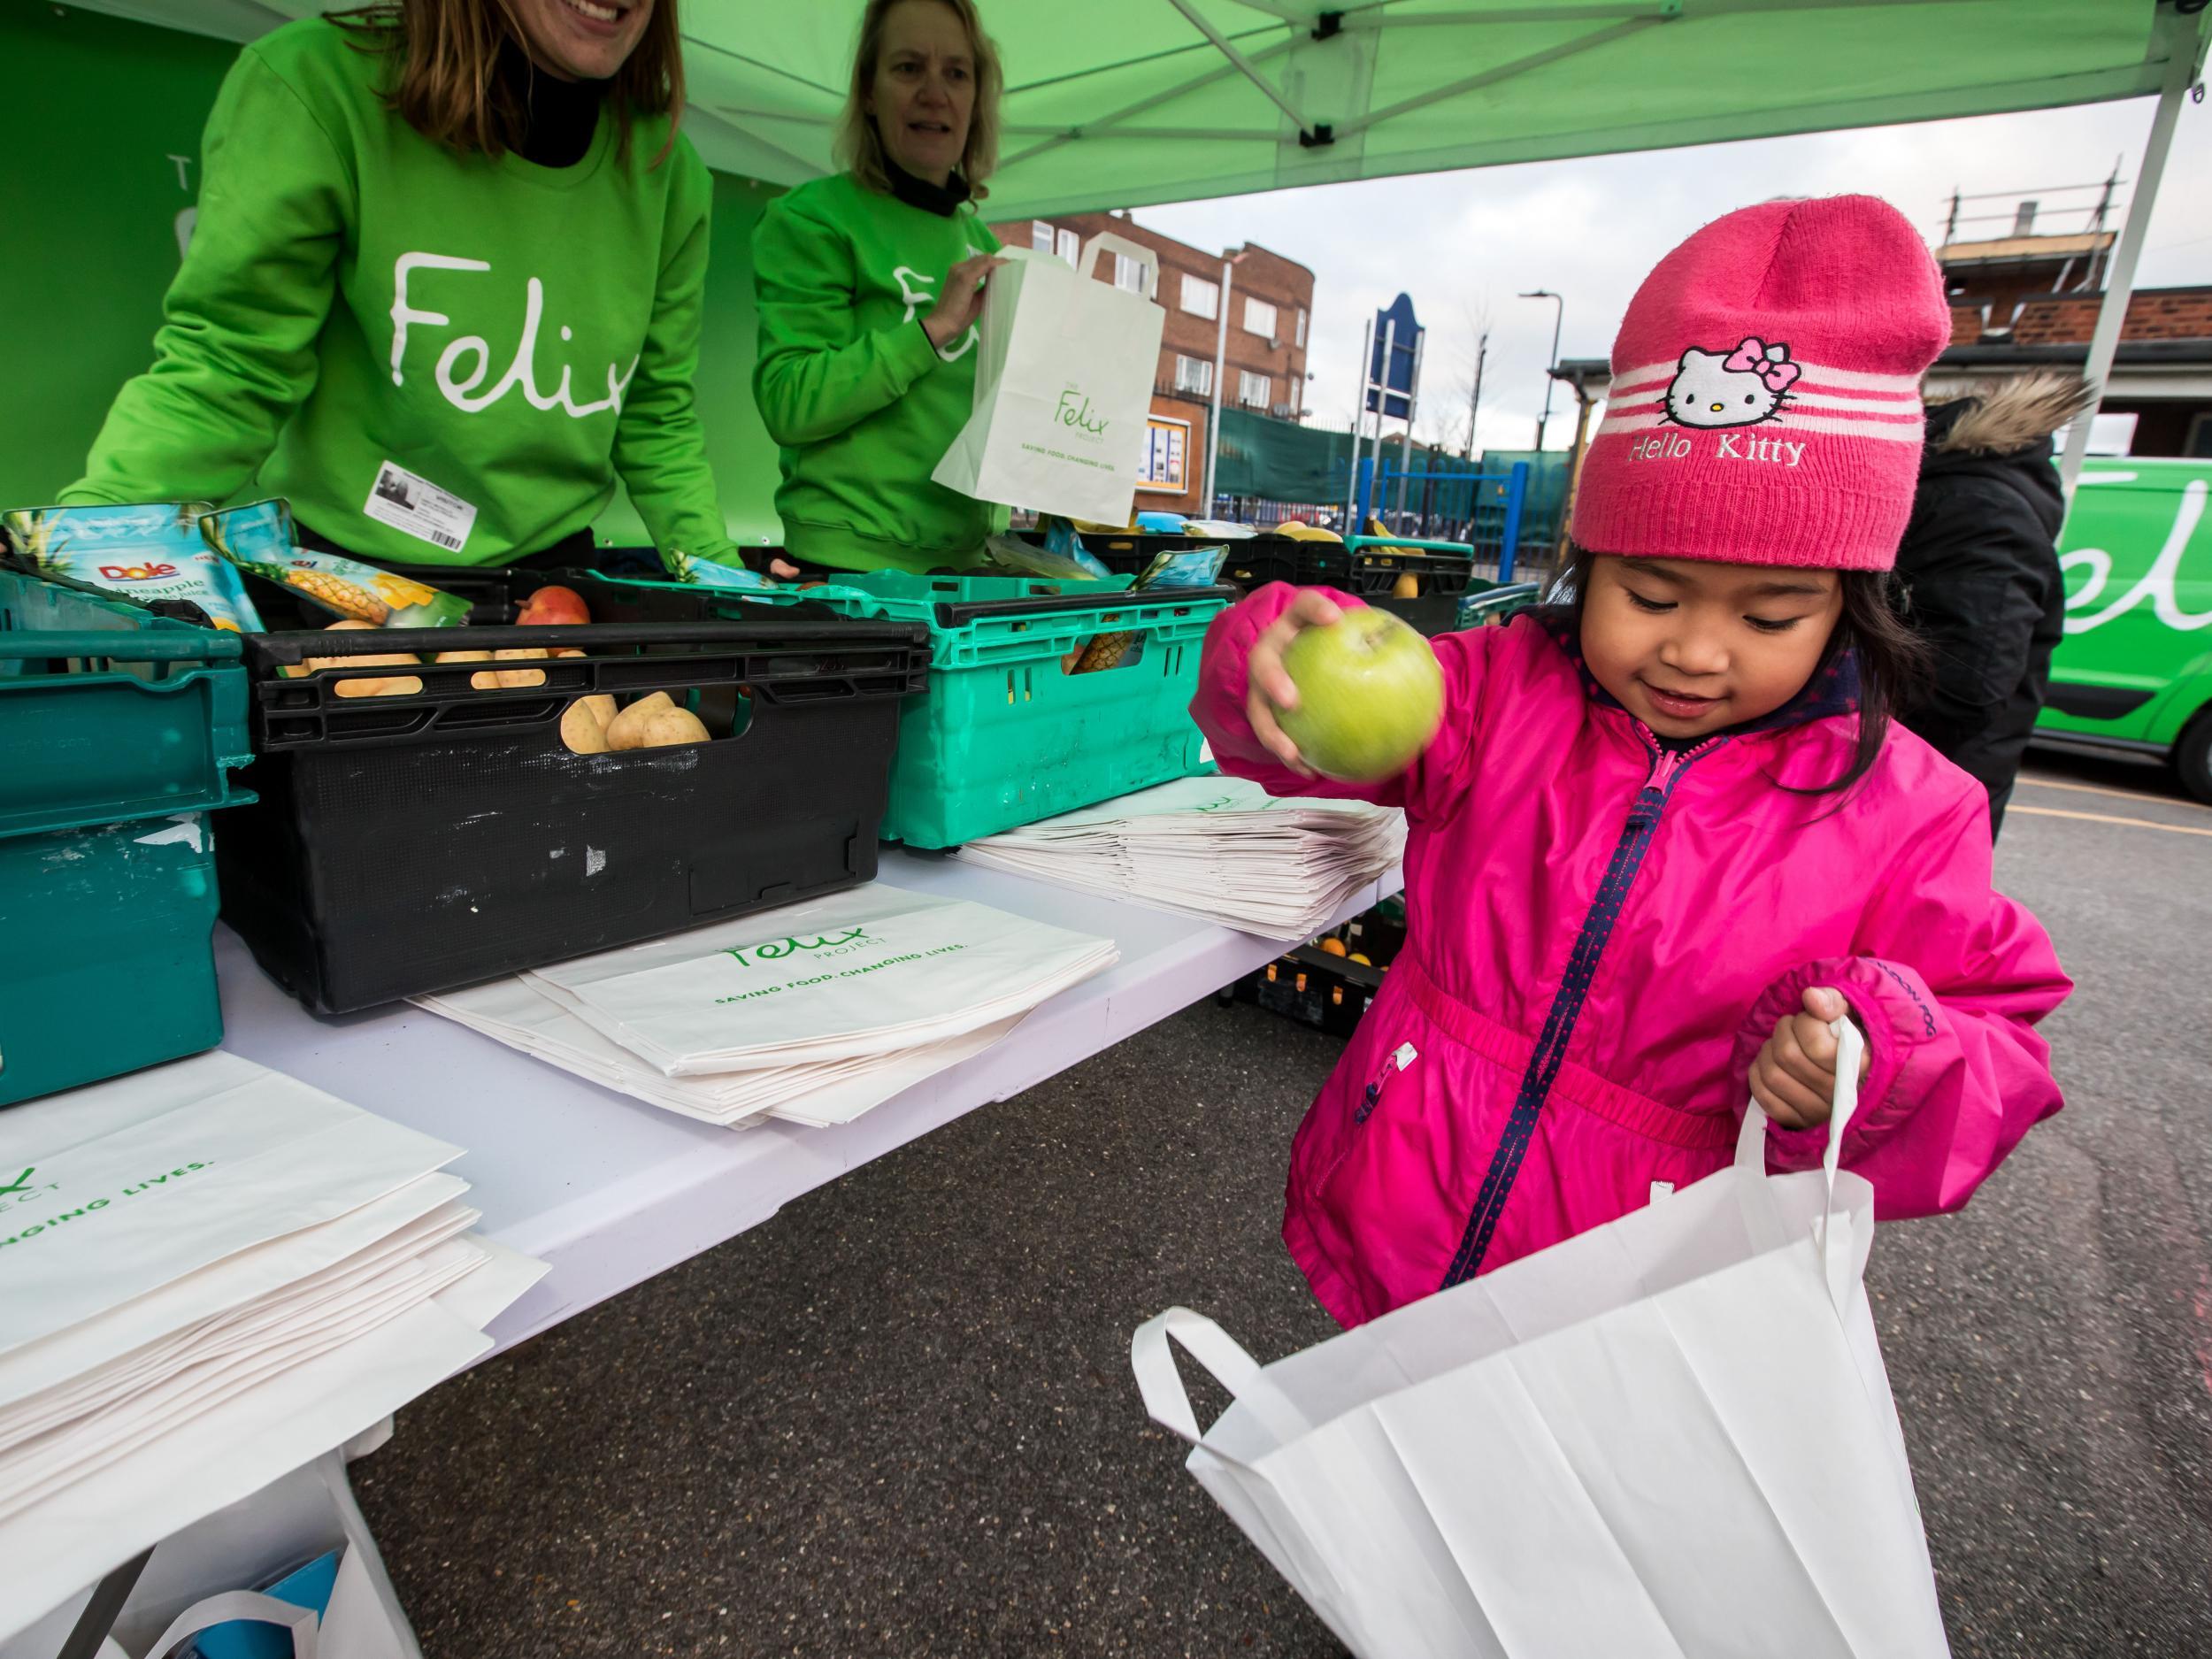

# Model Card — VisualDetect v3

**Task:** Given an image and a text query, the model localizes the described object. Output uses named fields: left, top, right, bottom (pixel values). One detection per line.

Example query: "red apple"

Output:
left=518, top=584, right=590, bottom=626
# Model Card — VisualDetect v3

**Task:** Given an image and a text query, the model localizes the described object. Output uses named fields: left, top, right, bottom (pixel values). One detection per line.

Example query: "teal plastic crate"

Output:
left=597, top=572, right=1233, bottom=848
left=0, top=566, right=254, bottom=1105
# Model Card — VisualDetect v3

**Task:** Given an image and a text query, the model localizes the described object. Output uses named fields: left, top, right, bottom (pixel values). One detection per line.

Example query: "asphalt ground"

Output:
left=353, top=743, right=2212, bottom=1657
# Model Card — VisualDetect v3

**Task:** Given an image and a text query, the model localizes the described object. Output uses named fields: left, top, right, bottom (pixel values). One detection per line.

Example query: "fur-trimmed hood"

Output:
left=1927, top=372, right=2095, bottom=457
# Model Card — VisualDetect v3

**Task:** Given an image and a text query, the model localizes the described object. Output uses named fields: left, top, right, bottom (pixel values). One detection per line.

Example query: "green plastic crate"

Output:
left=0, top=567, right=254, bottom=1105
left=603, top=572, right=1233, bottom=849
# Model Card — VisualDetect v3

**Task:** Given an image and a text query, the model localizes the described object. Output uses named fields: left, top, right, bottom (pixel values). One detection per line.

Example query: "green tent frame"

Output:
left=67, top=0, right=2212, bottom=488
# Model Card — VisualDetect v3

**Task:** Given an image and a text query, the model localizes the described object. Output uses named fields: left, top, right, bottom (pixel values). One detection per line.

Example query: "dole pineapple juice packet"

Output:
left=1, top=502, right=266, bottom=633
left=202, top=498, right=469, bottom=627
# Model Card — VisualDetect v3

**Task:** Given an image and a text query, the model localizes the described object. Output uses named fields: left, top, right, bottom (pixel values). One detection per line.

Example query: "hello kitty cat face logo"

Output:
left=1664, top=337, right=1802, bottom=429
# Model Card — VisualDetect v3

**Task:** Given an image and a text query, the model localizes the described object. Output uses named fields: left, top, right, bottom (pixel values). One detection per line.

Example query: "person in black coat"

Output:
left=1894, top=373, right=2094, bottom=837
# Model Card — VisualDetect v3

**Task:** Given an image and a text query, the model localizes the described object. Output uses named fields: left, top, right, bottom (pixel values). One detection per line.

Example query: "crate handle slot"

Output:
left=0, top=631, right=242, bottom=664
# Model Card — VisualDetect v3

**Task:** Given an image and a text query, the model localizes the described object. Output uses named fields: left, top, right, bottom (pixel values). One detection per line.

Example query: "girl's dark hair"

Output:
left=1565, top=543, right=1930, bottom=798
left=330, top=0, right=684, bottom=167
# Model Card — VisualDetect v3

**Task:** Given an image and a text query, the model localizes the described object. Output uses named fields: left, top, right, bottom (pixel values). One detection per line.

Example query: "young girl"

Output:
left=1194, top=196, right=2071, bottom=1327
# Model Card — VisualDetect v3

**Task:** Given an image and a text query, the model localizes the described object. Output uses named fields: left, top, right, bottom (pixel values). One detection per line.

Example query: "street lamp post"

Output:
left=1521, top=289, right=1563, bottom=452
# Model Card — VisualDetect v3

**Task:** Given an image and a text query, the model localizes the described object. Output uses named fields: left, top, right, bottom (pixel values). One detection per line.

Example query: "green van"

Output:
left=2038, top=458, right=2212, bottom=801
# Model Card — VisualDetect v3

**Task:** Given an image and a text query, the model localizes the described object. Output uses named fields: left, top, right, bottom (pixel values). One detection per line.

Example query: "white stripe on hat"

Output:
left=1781, top=389, right=1926, bottom=417
left=1594, top=410, right=1922, bottom=443
left=1607, top=356, right=1922, bottom=399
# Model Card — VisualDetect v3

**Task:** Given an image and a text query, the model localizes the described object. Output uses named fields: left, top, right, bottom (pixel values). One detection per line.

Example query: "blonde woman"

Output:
left=751, top=0, right=1009, bottom=574
left=62, top=0, right=752, bottom=573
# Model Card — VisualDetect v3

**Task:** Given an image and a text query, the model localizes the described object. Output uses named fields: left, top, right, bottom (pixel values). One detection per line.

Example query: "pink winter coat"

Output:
left=1194, top=585, right=2070, bottom=1328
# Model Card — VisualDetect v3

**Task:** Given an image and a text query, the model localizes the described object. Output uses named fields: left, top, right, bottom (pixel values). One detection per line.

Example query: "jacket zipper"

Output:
left=1355, top=1041, right=1419, bottom=1125
left=1437, top=732, right=1723, bottom=1288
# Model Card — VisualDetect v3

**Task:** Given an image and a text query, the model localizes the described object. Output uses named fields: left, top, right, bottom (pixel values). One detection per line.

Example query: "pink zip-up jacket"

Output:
left=1194, top=585, right=2070, bottom=1327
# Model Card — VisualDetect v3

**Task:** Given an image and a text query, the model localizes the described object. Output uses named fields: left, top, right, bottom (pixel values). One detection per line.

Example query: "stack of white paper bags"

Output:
left=956, top=777, right=1404, bottom=940
left=0, top=1052, right=545, bottom=1642
left=416, top=885, right=1118, bottom=1130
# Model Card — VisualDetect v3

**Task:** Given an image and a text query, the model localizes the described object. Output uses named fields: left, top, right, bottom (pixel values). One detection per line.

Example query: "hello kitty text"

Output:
left=1629, top=431, right=1805, bottom=467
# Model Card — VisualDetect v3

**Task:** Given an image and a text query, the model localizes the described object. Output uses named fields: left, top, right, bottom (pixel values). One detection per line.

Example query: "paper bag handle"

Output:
left=1132, top=1307, right=1308, bottom=1452
left=1736, top=1016, right=1866, bottom=1300
left=139, top=1590, right=320, bottom=1659
left=1079, top=232, right=1160, bottom=302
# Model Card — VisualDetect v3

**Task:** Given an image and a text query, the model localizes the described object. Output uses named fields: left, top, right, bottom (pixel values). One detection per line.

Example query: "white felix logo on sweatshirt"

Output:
left=389, top=253, right=640, bottom=418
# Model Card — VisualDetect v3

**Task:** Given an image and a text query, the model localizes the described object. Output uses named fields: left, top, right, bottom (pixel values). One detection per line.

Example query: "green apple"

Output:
left=1277, top=608, right=1444, bottom=782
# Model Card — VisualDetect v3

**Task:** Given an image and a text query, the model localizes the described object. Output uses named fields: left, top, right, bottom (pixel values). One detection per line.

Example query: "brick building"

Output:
left=1931, top=225, right=2212, bottom=458
left=989, top=210, right=1317, bottom=516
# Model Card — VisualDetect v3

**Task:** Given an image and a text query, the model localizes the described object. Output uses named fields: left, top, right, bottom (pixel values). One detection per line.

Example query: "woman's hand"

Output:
left=923, top=254, right=1007, bottom=351
left=1243, top=589, right=1345, bottom=778
left=1750, top=987, right=1870, bottom=1129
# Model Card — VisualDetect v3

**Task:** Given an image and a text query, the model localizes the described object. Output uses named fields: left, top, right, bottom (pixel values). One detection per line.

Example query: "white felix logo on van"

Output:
left=2063, top=478, right=2212, bottom=634
left=388, top=253, right=640, bottom=419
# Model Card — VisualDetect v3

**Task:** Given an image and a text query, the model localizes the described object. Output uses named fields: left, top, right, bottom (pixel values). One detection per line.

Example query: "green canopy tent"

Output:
left=58, top=0, right=2212, bottom=494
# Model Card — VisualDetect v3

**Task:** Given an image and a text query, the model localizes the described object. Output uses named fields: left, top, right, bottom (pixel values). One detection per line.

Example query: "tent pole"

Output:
left=1346, top=316, right=1373, bottom=526
left=1162, top=0, right=1314, bottom=136
left=1394, top=329, right=1426, bottom=526
left=1365, top=318, right=1397, bottom=531
left=1204, top=258, right=1233, bottom=518
left=2059, top=15, right=2195, bottom=495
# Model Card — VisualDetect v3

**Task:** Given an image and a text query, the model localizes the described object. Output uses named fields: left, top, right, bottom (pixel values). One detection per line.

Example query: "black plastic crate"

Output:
left=1240, top=945, right=1386, bottom=1038
left=1369, top=595, right=1463, bottom=637
left=1012, top=530, right=1354, bottom=594
left=217, top=578, right=928, bottom=1012
left=1349, top=546, right=1478, bottom=597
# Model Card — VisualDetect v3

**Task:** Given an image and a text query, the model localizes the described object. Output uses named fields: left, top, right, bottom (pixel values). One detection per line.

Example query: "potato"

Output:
left=433, top=647, right=499, bottom=690
left=493, top=646, right=549, bottom=689
left=639, top=707, right=711, bottom=748
left=559, top=697, right=611, bottom=755
left=578, top=693, right=617, bottom=729
left=604, top=691, right=674, bottom=751
left=301, top=650, right=422, bottom=698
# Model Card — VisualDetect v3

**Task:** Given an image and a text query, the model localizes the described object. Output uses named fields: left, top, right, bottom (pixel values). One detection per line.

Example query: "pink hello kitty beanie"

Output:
left=1571, top=195, right=1950, bottom=571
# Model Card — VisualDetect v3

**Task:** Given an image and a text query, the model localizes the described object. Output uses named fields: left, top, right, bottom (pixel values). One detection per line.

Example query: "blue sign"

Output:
left=1365, top=293, right=1422, bottom=419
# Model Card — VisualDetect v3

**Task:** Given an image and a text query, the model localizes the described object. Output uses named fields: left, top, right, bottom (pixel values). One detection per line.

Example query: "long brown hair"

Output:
left=329, top=0, right=684, bottom=166
left=835, top=0, right=1002, bottom=199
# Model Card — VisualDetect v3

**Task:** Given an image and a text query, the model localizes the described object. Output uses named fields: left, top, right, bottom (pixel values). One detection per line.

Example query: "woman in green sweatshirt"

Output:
left=60, top=0, right=750, bottom=572
left=750, top=0, right=1008, bottom=575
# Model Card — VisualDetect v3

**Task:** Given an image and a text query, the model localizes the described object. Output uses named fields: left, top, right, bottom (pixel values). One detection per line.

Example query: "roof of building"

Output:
left=1937, top=231, right=2116, bottom=265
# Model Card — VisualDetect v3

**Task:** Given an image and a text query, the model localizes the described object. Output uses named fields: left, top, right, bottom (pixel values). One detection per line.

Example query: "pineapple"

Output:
left=1073, top=628, right=1136, bottom=673
left=369, top=571, right=441, bottom=609
left=282, top=568, right=390, bottom=625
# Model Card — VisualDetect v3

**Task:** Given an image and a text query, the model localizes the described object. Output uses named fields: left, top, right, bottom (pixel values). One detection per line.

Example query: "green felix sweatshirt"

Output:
left=61, top=19, right=736, bottom=570
left=751, top=173, right=1003, bottom=573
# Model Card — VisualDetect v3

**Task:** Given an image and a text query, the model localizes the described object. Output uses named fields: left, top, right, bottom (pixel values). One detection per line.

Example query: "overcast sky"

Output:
left=1135, top=93, right=2212, bottom=455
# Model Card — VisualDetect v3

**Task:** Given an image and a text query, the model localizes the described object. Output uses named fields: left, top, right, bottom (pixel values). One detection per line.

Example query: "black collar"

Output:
left=883, top=153, right=972, bottom=218
left=498, top=41, right=606, bottom=168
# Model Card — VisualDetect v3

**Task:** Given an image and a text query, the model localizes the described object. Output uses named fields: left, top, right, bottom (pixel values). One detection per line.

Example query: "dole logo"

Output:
left=98, top=562, right=180, bottom=582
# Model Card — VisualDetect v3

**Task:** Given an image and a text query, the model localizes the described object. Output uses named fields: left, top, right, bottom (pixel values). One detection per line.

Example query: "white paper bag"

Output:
left=0, top=1052, right=465, bottom=1356
left=521, top=886, right=1115, bottom=1076
left=0, top=1451, right=419, bottom=1659
left=1133, top=1024, right=1952, bottom=1658
left=932, top=231, right=1167, bottom=525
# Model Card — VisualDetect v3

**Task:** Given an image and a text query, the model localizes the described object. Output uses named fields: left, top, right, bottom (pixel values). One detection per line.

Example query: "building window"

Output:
left=1056, top=228, right=1080, bottom=267
left=1239, top=370, right=1271, bottom=408
left=1180, top=273, right=1220, bottom=320
left=1243, top=297, right=1279, bottom=340
left=1114, top=252, right=1146, bottom=295
left=1030, top=220, right=1055, bottom=254
left=1173, top=355, right=1214, bottom=397
left=1295, top=307, right=1308, bottom=349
